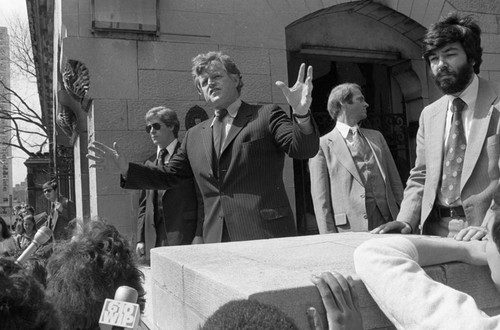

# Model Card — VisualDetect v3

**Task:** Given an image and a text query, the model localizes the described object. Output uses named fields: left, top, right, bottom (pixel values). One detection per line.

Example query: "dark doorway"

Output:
left=291, top=57, right=411, bottom=235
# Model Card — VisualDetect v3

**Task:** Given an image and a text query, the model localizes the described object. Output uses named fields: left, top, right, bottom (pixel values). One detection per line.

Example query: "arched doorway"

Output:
left=286, top=3, right=427, bottom=234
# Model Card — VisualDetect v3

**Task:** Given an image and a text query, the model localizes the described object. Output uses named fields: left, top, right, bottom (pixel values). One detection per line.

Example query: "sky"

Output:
left=1, top=0, right=39, bottom=185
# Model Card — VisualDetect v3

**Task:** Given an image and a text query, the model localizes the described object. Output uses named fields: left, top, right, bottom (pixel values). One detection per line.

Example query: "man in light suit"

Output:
left=88, top=51, right=319, bottom=243
left=373, top=13, right=500, bottom=240
left=309, top=83, right=403, bottom=233
left=135, top=106, right=202, bottom=259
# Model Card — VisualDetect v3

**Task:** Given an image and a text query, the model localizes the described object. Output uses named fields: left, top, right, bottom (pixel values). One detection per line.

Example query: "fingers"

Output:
left=455, top=227, right=487, bottom=241
left=296, top=63, right=306, bottom=84
left=370, top=225, right=383, bottom=234
left=311, top=274, right=339, bottom=312
left=305, top=65, right=314, bottom=85
left=274, top=80, right=287, bottom=92
left=306, top=307, right=324, bottom=330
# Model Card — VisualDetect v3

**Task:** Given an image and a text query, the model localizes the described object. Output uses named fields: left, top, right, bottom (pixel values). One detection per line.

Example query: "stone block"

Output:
left=94, top=192, right=138, bottom=239
left=218, top=47, right=270, bottom=75
left=138, top=42, right=210, bottom=71
left=482, top=54, right=500, bottom=71
left=421, top=0, right=445, bottom=29
left=489, top=71, right=500, bottom=84
left=150, top=232, right=500, bottom=329
left=270, top=49, right=288, bottom=105
left=93, top=99, right=128, bottom=130
left=240, top=74, right=273, bottom=104
left=78, top=0, right=93, bottom=38
left=396, top=0, right=413, bottom=17
left=61, top=37, right=138, bottom=100
left=61, top=0, right=79, bottom=37
left=160, top=0, right=196, bottom=12
left=473, top=14, right=499, bottom=34
left=409, top=0, right=428, bottom=23
left=483, top=34, right=500, bottom=53
left=138, top=70, right=195, bottom=100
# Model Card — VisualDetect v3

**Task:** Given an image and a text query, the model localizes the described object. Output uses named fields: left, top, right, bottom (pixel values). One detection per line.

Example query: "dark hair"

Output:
left=145, top=106, right=180, bottom=138
left=423, top=12, right=482, bottom=74
left=201, top=299, right=298, bottom=330
left=42, top=180, right=58, bottom=191
left=327, top=83, right=362, bottom=120
left=46, top=220, right=145, bottom=330
left=192, top=51, right=244, bottom=94
left=0, top=216, right=11, bottom=239
left=0, top=258, right=60, bottom=330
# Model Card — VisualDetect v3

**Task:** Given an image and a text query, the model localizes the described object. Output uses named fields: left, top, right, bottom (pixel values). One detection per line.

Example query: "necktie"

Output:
left=213, top=109, right=228, bottom=158
left=440, top=97, right=467, bottom=205
left=157, top=148, right=168, bottom=165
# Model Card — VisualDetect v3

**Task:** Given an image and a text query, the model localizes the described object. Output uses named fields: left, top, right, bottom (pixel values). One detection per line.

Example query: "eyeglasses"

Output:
left=146, top=123, right=163, bottom=133
left=43, top=189, right=53, bottom=193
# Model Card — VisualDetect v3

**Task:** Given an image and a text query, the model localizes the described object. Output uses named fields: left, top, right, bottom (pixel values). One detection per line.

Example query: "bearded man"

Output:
left=371, top=12, right=500, bottom=240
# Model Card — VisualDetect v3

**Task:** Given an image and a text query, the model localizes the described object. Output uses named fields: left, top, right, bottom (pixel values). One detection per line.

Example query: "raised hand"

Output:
left=275, top=63, right=313, bottom=115
left=86, top=141, right=129, bottom=175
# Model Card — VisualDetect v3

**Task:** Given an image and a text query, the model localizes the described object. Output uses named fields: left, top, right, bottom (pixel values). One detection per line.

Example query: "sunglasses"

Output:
left=146, top=123, right=163, bottom=133
left=43, top=189, right=53, bottom=193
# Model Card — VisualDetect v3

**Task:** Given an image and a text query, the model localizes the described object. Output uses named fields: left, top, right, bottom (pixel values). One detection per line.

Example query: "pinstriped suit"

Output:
left=397, top=78, right=500, bottom=234
left=123, top=102, right=319, bottom=243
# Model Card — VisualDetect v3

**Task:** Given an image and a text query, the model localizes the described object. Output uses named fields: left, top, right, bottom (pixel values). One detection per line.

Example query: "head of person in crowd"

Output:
left=422, top=12, right=482, bottom=95
left=145, top=106, right=179, bottom=149
left=192, top=51, right=244, bottom=109
left=0, top=258, right=60, bottom=330
left=201, top=299, right=299, bottom=330
left=45, top=220, right=145, bottom=330
left=23, top=214, right=37, bottom=238
left=42, top=180, right=58, bottom=203
left=327, top=83, right=368, bottom=127
left=14, top=218, right=24, bottom=236
left=0, top=216, right=12, bottom=240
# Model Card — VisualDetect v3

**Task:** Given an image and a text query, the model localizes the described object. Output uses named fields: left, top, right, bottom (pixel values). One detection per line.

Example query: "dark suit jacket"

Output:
left=397, top=77, right=500, bottom=233
left=137, top=142, right=201, bottom=248
left=309, top=127, right=404, bottom=233
left=48, top=196, right=76, bottom=241
left=123, top=102, right=319, bottom=243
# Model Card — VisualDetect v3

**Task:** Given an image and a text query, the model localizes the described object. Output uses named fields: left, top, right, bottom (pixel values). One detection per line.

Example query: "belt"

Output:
left=436, top=205, right=465, bottom=218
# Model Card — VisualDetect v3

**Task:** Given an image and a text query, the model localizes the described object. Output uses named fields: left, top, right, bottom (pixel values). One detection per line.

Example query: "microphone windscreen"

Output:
left=114, top=286, right=138, bottom=303
left=33, top=226, right=53, bottom=245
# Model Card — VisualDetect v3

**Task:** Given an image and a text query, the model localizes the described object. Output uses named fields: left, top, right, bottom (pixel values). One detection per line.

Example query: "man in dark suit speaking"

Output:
left=88, top=51, right=319, bottom=243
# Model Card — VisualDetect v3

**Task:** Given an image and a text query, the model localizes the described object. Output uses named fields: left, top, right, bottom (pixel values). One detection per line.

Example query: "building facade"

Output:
left=27, top=0, right=500, bottom=242
left=0, top=27, right=14, bottom=223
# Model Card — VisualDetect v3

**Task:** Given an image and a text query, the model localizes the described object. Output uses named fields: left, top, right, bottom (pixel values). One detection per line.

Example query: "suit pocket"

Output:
left=334, top=213, right=348, bottom=226
left=260, top=207, right=290, bottom=220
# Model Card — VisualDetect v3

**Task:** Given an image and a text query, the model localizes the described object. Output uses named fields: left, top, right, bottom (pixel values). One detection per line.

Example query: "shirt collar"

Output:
left=211, top=98, right=241, bottom=126
left=157, top=139, right=178, bottom=158
left=336, top=121, right=359, bottom=139
left=447, top=74, right=478, bottom=112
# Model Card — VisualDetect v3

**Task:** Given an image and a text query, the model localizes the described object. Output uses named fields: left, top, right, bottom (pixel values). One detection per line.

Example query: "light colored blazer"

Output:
left=309, top=127, right=404, bottom=233
left=397, top=78, right=500, bottom=233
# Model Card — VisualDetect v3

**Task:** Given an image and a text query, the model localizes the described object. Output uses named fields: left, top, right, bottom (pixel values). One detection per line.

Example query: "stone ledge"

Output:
left=149, top=233, right=500, bottom=329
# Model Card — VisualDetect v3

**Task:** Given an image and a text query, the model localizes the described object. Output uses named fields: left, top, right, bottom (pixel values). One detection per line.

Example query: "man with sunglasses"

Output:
left=136, top=107, right=202, bottom=259
left=88, top=51, right=319, bottom=243
left=42, top=180, right=76, bottom=241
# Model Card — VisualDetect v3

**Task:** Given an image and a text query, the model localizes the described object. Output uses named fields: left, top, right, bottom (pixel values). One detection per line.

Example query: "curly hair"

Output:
left=0, top=258, right=60, bottom=330
left=201, top=299, right=298, bottom=330
left=46, top=220, right=145, bottom=330
left=423, top=12, right=482, bottom=74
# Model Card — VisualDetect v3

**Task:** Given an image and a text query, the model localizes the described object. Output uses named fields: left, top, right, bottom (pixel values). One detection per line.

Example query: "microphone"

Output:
left=16, top=226, right=53, bottom=266
left=99, top=286, right=141, bottom=330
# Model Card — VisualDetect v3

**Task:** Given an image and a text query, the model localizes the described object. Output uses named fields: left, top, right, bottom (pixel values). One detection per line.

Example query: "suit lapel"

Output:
left=220, top=102, right=252, bottom=155
left=427, top=98, right=448, bottom=187
left=462, top=79, right=498, bottom=187
left=361, top=129, right=386, bottom=182
left=329, top=129, right=363, bottom=185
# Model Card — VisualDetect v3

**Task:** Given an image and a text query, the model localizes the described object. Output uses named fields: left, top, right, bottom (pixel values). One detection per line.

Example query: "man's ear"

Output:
left=229, top=73, right=240, bottom=86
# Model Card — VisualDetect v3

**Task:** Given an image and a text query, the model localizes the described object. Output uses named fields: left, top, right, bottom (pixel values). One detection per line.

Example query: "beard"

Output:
left=432, top=61, right=474, bottom=95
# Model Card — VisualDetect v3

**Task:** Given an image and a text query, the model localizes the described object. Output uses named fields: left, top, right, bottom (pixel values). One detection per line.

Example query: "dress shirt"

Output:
left=157, top=139, right=178, bottom=165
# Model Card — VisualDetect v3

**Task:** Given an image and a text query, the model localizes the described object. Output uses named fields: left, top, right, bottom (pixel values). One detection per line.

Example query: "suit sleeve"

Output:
left=309, top=145, right=338, bottom=234
left=136, top=189, right=147, bottom=243
left=269, top=105, right=319, bottom=159
left=396, top=112, right=427, bottom=230
left=194, top=182, right=205, bottom=237
left=122, top=132, right=194, bottom=191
